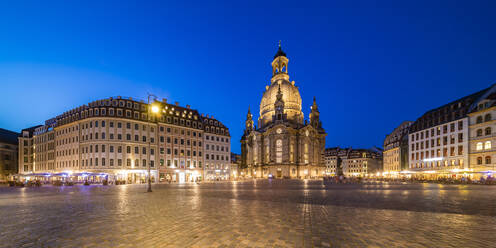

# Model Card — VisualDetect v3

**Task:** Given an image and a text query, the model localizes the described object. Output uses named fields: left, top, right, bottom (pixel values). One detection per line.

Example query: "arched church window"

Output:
left=276, top=139, right=283, bottom=163
left=304, top=143, right=309, bottom=164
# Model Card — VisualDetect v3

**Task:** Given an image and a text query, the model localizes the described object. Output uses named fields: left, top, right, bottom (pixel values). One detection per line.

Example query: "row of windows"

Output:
left=205, top=164, right=229, bottom=170
left=205, top=135, right=229, bottom=143
left=411, top=159, right=464, bottom=168
left=411, top=121, right=464, bottom=141
left=57, top=149, right=78, bottom=157
left=412, top=146, right=464, bottom=160
left=71, top=108, right=203, bottom=130
left=81, top=158, right=154, bottom=167
left=205, top=144, right=229, bottom=152
left=57, top=136, right=78, bottom=146
left=475, top=114, right=492, bottom=124
left=81, top=132, right=153, bottom=143
left=57, top=160, right=79, bottom=168
left=476, top=156, right=492, bottom=165
left=56, top=126, right=78, bottom=136
left=475, top=127, right=492, bottom=137
left=412, top=134, right=464, bottom=151
left=79, top=131, right=205, bottom=147
left=205, top=154, right=229, bottom=161
left=80, top=145, right=204, bottom=157
left=476, top=141, right=492, bottom=151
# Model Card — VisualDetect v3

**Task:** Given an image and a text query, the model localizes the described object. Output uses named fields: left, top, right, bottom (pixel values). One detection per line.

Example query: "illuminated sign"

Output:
left=423, top=157, right=443, bottom=162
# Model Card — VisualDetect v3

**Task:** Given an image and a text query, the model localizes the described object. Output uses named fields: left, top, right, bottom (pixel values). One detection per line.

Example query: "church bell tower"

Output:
left=271, top=41, right=290, bottom=83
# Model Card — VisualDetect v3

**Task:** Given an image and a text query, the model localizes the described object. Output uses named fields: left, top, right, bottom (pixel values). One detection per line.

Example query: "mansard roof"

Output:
left=410, top=84, right=494, bottom=133
left=202, top=115, right=230, bottom=137
left=0, top=128, right=20, bottom=145
left=384, top=121, right=413, bottom=147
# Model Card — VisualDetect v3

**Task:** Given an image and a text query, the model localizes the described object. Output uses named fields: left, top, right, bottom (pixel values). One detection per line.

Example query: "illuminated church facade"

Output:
left=241, top=44, right=327, bottom=179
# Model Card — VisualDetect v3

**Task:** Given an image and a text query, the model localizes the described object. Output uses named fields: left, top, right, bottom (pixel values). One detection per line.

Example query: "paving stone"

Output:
left=0, top=181, right=496, bottom=247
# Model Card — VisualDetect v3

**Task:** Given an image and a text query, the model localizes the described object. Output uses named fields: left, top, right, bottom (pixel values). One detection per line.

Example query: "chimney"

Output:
left=175, top=101, right=179, bottom=106
left=201, top=114, right=204, bottom=117
left=186, top=105, right=190, bottom=109
left=129, top=97, right=133, bottom=100
left=162, top=98, right=167, bottom=103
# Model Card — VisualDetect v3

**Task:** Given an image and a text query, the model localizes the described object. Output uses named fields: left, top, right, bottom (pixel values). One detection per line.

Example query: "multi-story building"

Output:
left=18, top=96, right=230, bottom=184
left=18, top=125, right=41, bottom=174
left=157, top=103, right=208, bottom=183
left=342, top=148, right=383, bottom=177
left=33, top=123, right=56, bottom=173
left=323, top=147, right=350, bottom=176
left=323, top=147, right=382, bottom=177
left=241, top=44, right=327, bottom=179
left=383, top=121, right=412, bottom=176
left=203, top=115, right=231, bottom=181
left=468, top=92, right=496, bottom=174
left=0, top=128, right=20, bottom=181
left=408, top=84, right=496, bottom=178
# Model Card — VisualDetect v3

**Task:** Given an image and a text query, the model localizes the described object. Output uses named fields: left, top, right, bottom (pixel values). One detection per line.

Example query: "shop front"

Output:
left=160, top=169, right=202, bottom=183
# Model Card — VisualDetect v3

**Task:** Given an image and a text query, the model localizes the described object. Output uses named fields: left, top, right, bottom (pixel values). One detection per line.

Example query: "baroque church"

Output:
left=241, top=44, right=327, bottom=179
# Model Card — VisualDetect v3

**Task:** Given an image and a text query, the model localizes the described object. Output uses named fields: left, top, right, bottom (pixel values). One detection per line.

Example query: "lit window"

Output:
left=485, top=141, right=491, bottom=150
left=477, top=142, right=483, bottom=151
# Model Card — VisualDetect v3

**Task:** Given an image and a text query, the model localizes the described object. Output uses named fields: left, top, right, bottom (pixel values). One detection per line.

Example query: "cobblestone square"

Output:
left=1, top=180, right=496, bottom=248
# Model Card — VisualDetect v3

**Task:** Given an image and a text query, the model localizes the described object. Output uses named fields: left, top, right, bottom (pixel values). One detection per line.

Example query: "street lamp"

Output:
left=147, top=93, right=160, bottom=192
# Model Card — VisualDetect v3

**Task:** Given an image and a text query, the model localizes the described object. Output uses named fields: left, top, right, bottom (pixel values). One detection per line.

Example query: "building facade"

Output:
left=342, top=148, right=383, bottom=177
left=0, top=128, right=19, bottom=181
left=323, top=147, right=382, bottom=177
left=18, top=96, right=230, bottom=183
left=18, top=126, right=40, bottom=175
left=241, top=45, right=327, bottom=179
left=383, top=121, right=412, bottom=176
left=203, top=115, right=231, bottom=181
left=468, top=92, right=496, bottom=174
left=323, top=147, right=350, bottom=176
left=408, top=84, right=496, bottom=178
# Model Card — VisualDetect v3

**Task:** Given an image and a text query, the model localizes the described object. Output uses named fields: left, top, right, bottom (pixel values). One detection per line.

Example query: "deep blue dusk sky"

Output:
left=1, top=1, right=495, bottom=153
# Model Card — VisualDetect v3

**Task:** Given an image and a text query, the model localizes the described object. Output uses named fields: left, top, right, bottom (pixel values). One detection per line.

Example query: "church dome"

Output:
left=259, top=79, right=303, bottom=127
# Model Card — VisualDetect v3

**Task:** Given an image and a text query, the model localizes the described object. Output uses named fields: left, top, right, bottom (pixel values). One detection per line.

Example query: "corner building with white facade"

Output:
left=468, top=92, right=496, bottom=175
left=18, top=96, right=230, bottom=184
left=408, top=84, right=496, bottom=178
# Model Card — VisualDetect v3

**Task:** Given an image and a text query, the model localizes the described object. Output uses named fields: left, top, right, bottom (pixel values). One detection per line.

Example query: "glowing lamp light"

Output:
left=151, top=105, right=160, bottom=113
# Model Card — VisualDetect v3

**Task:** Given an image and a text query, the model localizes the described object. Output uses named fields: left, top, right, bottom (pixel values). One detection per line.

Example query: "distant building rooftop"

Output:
left=0, top=128, right=20, bottom=145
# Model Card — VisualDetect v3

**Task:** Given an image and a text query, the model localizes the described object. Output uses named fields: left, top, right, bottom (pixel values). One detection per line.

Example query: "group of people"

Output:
left=322, top=175, right=496, bottom=185
left=322, top=175, right=364, bottom=184
left=376, top=176, right=496, bottom=185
